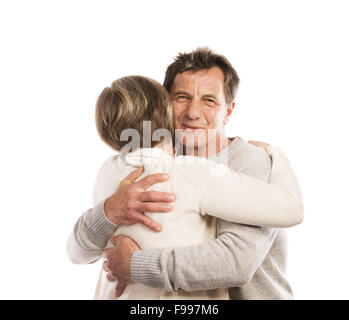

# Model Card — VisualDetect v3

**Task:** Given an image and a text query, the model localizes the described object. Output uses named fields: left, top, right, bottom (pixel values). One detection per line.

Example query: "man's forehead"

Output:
left=171, top=67, right=224, bottom=93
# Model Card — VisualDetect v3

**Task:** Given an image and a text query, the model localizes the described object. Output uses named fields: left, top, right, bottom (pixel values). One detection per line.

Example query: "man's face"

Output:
left=170, top=67, right=234, bottom=154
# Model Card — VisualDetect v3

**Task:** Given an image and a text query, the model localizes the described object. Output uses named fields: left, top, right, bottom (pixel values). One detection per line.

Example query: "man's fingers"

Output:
left=106, top=272, right=117, bottom=282
left=115, top=281, right=127, bottom=297
left=109, top=234, right=128, bottom=246
left=136, top=173, right=169, bottom=190
left=132, top=213, right=162, bottom=232
left=102, top=248, right=112, bottom=259
left=138, top=191, right=176, bottom=203
left=102, top=259, right=109, bottom=272
left=138, top=202, right=173, bottom=214
left=122, top=167, right=144, bottom=185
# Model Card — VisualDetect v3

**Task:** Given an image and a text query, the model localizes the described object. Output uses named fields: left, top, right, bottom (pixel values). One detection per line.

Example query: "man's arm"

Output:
left=131, top=222, right=278, bottom=292
left=67, top=200, right=118, bottom=264
left=66, top=161, right=175, bottom=265
left=129, top=145, right=276, bottom=292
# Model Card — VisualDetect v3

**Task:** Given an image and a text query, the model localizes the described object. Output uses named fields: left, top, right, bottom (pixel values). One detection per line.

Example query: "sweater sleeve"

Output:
left=66, top=199, right=118, bottom=264
left=132, top=223, right=279, bottom=292
left=131, top=146, right=282, bottom=291
left=198, top=146, right=304, bottom=227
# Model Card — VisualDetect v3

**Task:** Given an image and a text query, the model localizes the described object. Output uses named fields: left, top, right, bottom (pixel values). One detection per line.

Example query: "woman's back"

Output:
left=93, top=148, right=229, bottom=300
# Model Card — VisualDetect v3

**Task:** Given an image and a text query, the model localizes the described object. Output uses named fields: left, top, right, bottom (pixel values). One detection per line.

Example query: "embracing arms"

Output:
left=67, top=143, right=303, bottom=264
left=108, top=142, right=286, bottom=294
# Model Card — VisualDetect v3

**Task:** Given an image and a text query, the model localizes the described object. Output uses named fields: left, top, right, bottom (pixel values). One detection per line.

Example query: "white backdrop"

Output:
left=0, top=0, right=348, bottom=299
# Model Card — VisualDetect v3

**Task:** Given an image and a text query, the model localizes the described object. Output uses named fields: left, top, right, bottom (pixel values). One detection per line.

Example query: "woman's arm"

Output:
left=177, top=145, right=303, bottom=228
left=204, top=145, right=303, bottom=227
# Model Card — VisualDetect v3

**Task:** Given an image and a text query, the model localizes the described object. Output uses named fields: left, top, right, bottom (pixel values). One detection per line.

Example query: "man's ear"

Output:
left=223, top=102, right=235, bottom=125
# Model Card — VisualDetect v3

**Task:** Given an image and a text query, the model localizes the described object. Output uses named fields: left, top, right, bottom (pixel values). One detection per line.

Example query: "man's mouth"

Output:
left=181, top=125, right=204, bottom=131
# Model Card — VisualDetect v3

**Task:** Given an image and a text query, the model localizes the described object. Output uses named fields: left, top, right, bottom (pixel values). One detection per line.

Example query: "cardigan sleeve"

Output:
left=198, top=146, right=304, bottom=228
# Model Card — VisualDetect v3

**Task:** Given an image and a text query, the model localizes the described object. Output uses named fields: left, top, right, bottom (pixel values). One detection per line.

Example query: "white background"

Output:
left=0, top=0, right=348, bottom=299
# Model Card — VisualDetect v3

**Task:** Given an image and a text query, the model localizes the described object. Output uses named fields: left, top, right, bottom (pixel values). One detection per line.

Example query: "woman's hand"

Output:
left=248, top=140, right=271, bottom=152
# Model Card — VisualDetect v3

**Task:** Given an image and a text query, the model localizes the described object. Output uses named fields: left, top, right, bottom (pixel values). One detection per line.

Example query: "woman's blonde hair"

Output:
left=95, top=76, right=174, bottom=151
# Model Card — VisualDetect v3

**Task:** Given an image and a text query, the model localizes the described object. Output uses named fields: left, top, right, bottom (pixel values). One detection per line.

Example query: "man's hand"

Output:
left=102, top=235, right=140, bottom=297
left=104, top=167, right=176, bottom=232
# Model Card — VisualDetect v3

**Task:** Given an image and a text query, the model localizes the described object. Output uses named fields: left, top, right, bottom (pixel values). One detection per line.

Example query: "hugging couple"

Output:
left=67, top=47, right=303, bottom=300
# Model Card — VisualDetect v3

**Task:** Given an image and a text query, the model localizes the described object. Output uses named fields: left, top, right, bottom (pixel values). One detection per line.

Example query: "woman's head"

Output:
left=95, top=76, right=174, bottom=151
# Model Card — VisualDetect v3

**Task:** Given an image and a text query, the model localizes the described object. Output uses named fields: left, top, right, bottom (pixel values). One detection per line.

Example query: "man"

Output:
left=67, top=47, right=294, bottom=299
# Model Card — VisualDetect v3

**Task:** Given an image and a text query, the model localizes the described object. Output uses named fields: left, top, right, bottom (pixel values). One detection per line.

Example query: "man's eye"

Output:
left=205, top=98, right=215, bottom=104
left=177, top=95, right=188, bottom=100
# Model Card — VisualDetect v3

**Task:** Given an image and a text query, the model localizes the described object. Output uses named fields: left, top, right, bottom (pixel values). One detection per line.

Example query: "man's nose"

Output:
left=186, top=99, right=202, bottom=120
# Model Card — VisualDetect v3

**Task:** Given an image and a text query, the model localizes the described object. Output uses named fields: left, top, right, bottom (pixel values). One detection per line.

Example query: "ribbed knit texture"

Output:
left=84, top=199, right=118, bottom=246
left=131, top=250, right=163, bottom=288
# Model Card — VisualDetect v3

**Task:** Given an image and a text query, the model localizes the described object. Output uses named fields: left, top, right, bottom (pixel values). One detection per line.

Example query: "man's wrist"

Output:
left=85, top=199, right=118, bottom=244
left=130, top=250, right=164, bottom=288
left=103, top=197, right=117, bottom=224
left=103, top=198, right=118, bottom=226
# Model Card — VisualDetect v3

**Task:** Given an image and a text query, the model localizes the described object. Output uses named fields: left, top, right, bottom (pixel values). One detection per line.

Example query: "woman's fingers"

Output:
left=248, top=140, right=270, bottom=151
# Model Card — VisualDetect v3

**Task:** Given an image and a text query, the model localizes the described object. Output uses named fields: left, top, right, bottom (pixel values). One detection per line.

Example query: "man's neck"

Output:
left=184, top=136, right=232, bottom=158
left=154, top=139, right=175, bottom=157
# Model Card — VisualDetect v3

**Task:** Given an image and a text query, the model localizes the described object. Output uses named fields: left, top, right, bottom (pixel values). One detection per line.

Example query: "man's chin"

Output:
left=179, top=137, right=208, bottom=155
left=179, top=135, right=204, bottom=147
